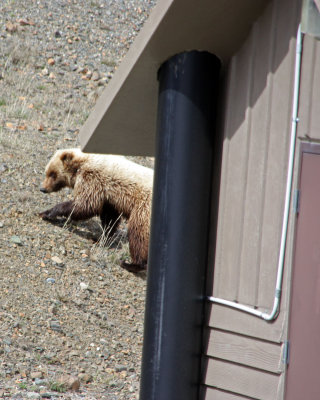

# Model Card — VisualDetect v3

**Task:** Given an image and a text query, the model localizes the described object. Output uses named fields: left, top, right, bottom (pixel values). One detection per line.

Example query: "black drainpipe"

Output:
left=140, top=51, right=221, bottom=400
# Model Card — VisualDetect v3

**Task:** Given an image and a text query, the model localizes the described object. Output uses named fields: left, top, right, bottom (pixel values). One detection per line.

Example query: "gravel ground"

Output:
left=0, top=1, right=156, bottom=399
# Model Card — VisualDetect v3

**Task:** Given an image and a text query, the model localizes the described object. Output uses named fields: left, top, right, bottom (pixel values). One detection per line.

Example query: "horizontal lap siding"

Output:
left=202, top=327, right=285, bottom=399
left=206, top=329, right=283, bottom=374
left=208, top=303, right=285, bottom=343
left=204, top=359, right=282, bottom=400
left=200, top=386, right=255, bottom=400
left=204, top=0, right=301, bottom=398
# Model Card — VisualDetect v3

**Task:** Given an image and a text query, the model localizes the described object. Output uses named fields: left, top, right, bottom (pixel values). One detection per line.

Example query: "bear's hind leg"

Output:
left=121, top=212, right=149, bottom=272
left=120, top=261, right=147, bottom=273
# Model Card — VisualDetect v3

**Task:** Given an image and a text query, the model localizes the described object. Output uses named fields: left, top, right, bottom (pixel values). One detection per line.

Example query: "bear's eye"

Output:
left=49, top=171, right=57, bottom=179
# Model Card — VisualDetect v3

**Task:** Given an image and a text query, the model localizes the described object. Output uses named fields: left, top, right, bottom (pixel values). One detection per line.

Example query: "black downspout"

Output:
left=140, top=51, right=221, bottom=400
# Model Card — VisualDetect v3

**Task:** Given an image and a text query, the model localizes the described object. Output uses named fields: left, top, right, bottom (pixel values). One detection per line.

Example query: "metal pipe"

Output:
left=140, top=51, right=221, bottom=400
left=207, top=25, right=303, bottom=321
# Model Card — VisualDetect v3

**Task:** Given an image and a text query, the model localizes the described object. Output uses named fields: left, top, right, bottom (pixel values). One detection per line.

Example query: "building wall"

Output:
left=203, top=0, right=303, bottom=398
left=297, top=34, right=320, bottom=142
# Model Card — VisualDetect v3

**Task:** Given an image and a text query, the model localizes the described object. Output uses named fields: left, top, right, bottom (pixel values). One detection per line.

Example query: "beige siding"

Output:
left=204, top=0, right=302, bottom=398
left=208, top=303, right=285, bottom=343
left=204, top=358, right=283, bottom=400
left=206, top=329, right=283, bottom=373
left=201, top=387, right=254, bottom=400
left=213, top=0, right=299, bottom=307
left=297, top=35, right=320, bottom=141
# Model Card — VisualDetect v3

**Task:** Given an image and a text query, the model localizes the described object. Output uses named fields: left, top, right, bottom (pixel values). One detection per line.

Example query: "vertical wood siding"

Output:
left=297, top=35, right=320, bottom=141
left=204, top=0, right=302, bottom=398
left=213, top=0, right=299, bottom=308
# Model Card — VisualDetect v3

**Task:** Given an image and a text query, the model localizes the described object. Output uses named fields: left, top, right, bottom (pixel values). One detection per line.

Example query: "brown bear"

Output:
left=39, top=148, right=153, bottom=272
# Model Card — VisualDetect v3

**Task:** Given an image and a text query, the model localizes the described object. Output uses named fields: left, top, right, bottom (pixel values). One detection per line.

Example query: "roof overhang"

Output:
left=79, top=0, right=269, bottom=156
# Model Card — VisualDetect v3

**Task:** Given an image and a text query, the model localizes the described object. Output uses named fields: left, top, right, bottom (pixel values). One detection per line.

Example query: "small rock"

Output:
left=10, top=235, right=22, bottom=245
left=20, top=369, right=28, bottom=378
left=48, top=304, right=58, bottom=315
left=89, top=253, right=99, bottom=262
left=115, top=365, right=127, bottom=372
left=6, top=21, right=18, bottom=33
left=41, top=68, right=49, bottom=76
left=78, top=373, right=93, bottom=383
left=19, top=19, right=35, bottom=26
left=46, top=278, right=55, bottom=284
left=87, top=90, right=98, bottom=102
left=3, top=337, right=12, bottom=345
left=26, top=393, right=40, bottom=399
left=54, top=31, right=62, bottom=38
left=12, top=392, right=25, bottom=399
left=59, top=246, right=67, bottom=255
left=92, top=71, right=100, bottom=81
left=78, top=67, right=88, bottom=74
left=69, top=350, right=79, bottom=357
left=31, top=371, right=43, bottom=380
left=0, top=163, right=8, bottom=173
left=99, top=77, right=108, bottom=85
left=51, top=256, right=64, bottom=268
left=44, top=352, right=56, bottom=361
left=51, top=255, right=61, bottom=263
left=47, top=58, right=55, bottom=66
left=13, top=321, right=21, bottom=329
left=49, top=320, right=62, bottom=332
left=39, top=393, right=57, bottom=399
left=57, top=375, right=80, bottom=391
left=34, top=378, right=47, bottom=386
left=85, top=71, right=93, bottom=79
left=38, top=123, right=45, bottom=131
left=79, top=282, right=88, bottom=290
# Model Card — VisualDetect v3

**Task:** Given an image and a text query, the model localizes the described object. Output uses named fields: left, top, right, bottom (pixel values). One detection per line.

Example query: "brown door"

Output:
left=286, top=145, right=320, bottom=399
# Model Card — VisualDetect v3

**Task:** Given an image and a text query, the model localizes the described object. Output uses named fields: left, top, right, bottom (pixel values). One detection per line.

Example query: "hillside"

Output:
left=0, top=1, right=155, bottom=399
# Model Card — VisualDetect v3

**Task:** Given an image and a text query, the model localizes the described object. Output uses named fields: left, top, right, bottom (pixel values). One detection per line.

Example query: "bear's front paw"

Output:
left=39, top=209, right=55, bottom=220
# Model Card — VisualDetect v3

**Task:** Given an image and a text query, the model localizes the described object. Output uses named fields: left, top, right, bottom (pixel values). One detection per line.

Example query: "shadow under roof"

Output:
left=79, top=0, right=269, bottom=156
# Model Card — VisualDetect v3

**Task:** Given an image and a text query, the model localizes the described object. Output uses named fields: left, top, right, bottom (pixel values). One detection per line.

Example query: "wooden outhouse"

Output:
left=79, top=0, right=320, bottom=398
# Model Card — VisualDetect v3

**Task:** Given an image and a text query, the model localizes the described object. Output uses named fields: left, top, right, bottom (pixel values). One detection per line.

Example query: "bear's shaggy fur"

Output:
left=40, top=148, right=153, bottom=272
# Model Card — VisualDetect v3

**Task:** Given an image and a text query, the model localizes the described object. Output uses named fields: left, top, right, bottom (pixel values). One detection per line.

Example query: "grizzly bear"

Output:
left=39, top=148, right=153, bottom=272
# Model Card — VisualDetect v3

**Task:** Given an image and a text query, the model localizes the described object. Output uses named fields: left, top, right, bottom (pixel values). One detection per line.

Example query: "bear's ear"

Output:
left=60, top=151, right=74, bottom=164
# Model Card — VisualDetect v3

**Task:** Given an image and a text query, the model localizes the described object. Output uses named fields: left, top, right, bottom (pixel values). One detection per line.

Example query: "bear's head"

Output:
left=40, top=149, right=82, bottom=193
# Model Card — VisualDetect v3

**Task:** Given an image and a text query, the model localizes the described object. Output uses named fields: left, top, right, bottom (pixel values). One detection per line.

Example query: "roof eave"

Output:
left=79, top=0, right=269, bottom=156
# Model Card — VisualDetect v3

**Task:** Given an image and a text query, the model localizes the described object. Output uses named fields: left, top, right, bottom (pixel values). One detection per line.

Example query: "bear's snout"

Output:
left=40, top=187, right=48, bottom=193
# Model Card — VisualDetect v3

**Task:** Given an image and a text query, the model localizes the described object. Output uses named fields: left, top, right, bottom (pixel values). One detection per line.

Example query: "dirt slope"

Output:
left=0, top=1, right=155, bottom=399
